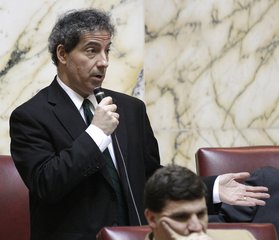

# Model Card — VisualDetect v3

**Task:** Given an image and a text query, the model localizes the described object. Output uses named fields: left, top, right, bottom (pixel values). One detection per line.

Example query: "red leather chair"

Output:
left=96, top=225, right=150, bottom=240
left=0, top=155, right=30, bottom=240
left=96, top=223, right=278, bottom=240
left=195, top=146, right=279, bottom=176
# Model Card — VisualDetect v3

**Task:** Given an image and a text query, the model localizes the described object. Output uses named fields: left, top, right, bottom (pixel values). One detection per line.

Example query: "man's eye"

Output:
left=171, top=214, right=190, bottom=222
left=197, top=211, right=206, bottom=219
left=86, top=48, right=96, bottom=53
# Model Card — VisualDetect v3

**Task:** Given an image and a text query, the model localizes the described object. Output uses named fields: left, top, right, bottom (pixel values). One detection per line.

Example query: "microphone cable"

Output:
left=93, top=87, right=142, bottom=226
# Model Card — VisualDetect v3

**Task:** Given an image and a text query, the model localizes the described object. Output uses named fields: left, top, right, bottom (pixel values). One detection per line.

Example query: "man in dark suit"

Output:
left=209, top=166, right=279, bottom=235
left=9, top=9, right=269, bottom=240
left=10, top=9, right=160, bottom=240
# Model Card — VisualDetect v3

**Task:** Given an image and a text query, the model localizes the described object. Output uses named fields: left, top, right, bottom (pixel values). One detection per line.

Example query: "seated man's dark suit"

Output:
left=209, top=166, right=279, bottom=235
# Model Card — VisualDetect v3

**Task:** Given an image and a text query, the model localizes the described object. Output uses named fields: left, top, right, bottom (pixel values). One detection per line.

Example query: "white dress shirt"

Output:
left=56, top=76, right=118, bottom=171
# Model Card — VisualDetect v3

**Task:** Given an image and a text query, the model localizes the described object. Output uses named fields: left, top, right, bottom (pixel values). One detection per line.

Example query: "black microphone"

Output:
left=93, top=87, right=105, bottom=103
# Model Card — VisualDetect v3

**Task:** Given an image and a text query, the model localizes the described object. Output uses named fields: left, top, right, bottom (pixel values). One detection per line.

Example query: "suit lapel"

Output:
left=47, top=79, right=87, bottom=140
left=47, top=80, right=115, bottom=188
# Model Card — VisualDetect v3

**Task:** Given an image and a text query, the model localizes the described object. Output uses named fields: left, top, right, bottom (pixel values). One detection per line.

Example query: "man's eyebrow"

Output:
left=162, top=211, right=190, bottom=218
left=169, top=212, right=189, bottom=218
left=162, top=207, right=207, bottom=218
left=83, top=41, right=112, bottom=48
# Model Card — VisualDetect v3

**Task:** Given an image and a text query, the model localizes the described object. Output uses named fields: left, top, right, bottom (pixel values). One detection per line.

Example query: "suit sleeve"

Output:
left=202, top=176, right=221, bottom=214
left=10, top=104, right=107, bottom=203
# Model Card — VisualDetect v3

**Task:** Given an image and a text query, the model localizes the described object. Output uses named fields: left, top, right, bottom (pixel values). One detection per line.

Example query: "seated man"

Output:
left=210, top=166, right=279, bottom=235
left=144, top=165, right=257, bottom=240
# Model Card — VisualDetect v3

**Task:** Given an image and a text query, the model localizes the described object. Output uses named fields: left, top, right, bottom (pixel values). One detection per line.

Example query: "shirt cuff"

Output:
left=213, top=176, right=221, bottom=203
left=86, top=124, right=111, bottom=151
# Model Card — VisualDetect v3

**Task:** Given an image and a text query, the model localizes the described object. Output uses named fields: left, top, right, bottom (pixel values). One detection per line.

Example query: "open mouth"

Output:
left=92, top=74, right=104, bottom=80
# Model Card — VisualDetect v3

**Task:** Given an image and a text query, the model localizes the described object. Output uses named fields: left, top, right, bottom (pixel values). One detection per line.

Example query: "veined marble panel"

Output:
left=2, top=0, right=279, bottom=171
left=145, top=0, right=279, bottom=171
left=0, top=0, right=144, bottom=154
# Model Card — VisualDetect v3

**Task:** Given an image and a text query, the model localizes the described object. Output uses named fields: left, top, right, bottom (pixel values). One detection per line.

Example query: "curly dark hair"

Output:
left=144, top=164, right=208, bottom=212
left=48, top=9, right=115, bottom=66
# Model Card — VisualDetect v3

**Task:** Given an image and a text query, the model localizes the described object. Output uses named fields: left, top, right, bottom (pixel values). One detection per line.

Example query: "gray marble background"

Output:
left=1, top=0, right=279, bottom=171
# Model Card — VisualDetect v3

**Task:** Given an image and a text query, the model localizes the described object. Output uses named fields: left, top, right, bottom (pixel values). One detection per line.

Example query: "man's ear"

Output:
left=56, top=44, right=67, bottom=64
left=144, top=209, right=157, bottom=229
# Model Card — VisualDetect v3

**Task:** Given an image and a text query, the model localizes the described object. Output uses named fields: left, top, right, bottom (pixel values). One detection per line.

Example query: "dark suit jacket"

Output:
left=10, top=78, right=161, bottom=240
left=10, top=78, right=216, bottom=240
left=209, top=166, right=279, bottom=235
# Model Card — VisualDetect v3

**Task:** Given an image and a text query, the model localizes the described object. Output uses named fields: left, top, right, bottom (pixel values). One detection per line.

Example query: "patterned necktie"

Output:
left=82, top=99, right=128, bottom=225
left=82, top=99, right=93, bottom=126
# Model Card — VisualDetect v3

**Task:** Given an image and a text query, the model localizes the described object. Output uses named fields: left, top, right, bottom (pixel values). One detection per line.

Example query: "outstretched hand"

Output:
left=219, top=172, right=270, bottom=206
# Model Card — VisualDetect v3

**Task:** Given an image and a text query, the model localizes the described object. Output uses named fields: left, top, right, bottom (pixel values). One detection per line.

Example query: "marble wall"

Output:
left=1, top=0, right=279, bottom=172
left=145, top=0, right=279, bottom=170
left=0, top=0, right=144, bottom=154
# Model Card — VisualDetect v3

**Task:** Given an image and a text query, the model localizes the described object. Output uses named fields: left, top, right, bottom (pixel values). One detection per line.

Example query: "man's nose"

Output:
left=188, top=215, right=203, bottom=233
left=96, top=53, right=109, bottom=68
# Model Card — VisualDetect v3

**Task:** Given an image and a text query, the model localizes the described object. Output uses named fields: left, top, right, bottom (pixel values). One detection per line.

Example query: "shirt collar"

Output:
left=56, top=76, right=97, bottom=111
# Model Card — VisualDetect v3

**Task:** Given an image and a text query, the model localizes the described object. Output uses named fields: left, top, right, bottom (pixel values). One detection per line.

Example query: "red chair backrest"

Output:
left=196, top=146, right=279, bottom=176
left=0, top=155, right=30, bottom=240
left=96, top=223, right=278, bottom=240
left=96, top=225, right=150, bottom=240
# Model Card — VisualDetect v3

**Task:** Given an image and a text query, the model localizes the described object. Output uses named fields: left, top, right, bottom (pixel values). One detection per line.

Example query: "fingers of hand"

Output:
left=102, top=103, right=117, bottom=112
left=187, top=233, right=213, bottom=240
left=236, top=197, right=266, bottom=206
left=237, top=189, right=269, bottom=206
left=243, top=186, right=270, bottom=202
left=245, top=191, right=270, bottom=199
left=99, top=96, right=113, bottom=105
left=109, top=111, right=119, bottom=120
left=237, top=189, right=269, bottom=199
left=161, top=221, right=177, bottom=236
left=234, top=172, right=251, bottom=179
left=245, top=185, right=269, bottom=193
left=159, top=216, right=190, bottom=237
left=93, top=104, right=119, bottom=135
left=219, top=173, right=247, bottom=184
left=95, top=104, right=118, bottom=120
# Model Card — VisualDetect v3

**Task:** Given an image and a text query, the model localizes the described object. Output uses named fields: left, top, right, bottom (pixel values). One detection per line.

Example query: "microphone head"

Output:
left=93, top=87, right=105, bottom=103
